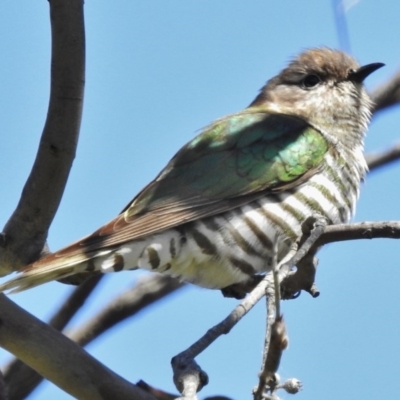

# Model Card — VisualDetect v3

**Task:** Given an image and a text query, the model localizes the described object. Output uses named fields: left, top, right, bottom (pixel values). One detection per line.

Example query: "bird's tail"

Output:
left=0, top=248, right=114, bottom=294
left=0, top=224, right=181, bottom=294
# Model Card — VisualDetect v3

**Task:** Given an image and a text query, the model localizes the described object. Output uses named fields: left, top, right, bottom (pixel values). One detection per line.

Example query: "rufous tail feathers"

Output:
left=0, top=249, right=112, bottom=294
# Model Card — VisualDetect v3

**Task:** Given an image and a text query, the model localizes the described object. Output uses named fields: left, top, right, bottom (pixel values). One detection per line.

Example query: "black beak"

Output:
left=348, top=62, right=385, bottom=83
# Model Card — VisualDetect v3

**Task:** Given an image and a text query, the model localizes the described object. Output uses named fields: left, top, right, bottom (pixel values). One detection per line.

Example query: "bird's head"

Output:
left=250, top=48, right=384, bottom=147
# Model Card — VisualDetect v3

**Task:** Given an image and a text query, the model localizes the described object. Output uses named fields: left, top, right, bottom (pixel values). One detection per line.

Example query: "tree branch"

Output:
left=366, top=69, right=400, bottom=173
left=317, top=221, right=400, bottom=246
left=0, top=295, right=156, bottom=400
left=171, top=218, right=326, bottom=399
left=0, top=3, right=398, bottom=397
left=171, top=277, right=272, bottom=400
left=3, top=275, right=181, bottom=400
left=254, top=218, right=325, bottom=399
left=68, top=274, right=184, bottom=346
left=0, top=0, right=85, bottom=274
left=366, top=143, right=400, bottom=171
left=371, top=69, right=400, bottom=113
left=3, top=275, right=103, bottom=400
left=50, top=275, right=104, bottom=330
left=0, top=371, right=7, bottom=400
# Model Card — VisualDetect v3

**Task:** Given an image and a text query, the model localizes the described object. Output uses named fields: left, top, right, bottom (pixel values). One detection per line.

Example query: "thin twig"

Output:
left=331, top=0, right=351, bottom=53
left=171, top=219, right=398, bottom=397
left=281, top=220, right=400, bottom=298
left=254, top=282, right=277, bottom=400
left=271, top=240, right=281, bottom=319
left=285, top=217, right=327, bottom=270
left=175, top=278, right=271, bottom=360
left=68, top=275, right=184, bottom=346
left=371, top=69, right=400, bottom=113
left=317, top=221, right=400, bottom=246
left=254, top=218, right=326, bottom=399
left=171, top=276, right=274, bottom=399
left=260, top=242, right=296, bottom=369
left=254, top=249, right=294, bottom=400
left=366, top=143, right=400, bottom=171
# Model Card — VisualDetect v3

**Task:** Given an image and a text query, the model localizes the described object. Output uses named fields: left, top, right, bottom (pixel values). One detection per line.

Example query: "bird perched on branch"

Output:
left=0, top=48, right=383, bottom=295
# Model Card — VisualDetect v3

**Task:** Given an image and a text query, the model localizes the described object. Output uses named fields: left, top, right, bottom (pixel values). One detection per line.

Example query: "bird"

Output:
left=0, top=48, right=383, bottom=295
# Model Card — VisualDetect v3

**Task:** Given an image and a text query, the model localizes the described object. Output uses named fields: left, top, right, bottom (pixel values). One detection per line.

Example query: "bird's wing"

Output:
left=57, top=108, right=328, bottom=257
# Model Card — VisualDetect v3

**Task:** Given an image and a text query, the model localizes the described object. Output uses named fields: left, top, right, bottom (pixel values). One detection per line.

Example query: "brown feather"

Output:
left=28, top=165, right=321, bottom=270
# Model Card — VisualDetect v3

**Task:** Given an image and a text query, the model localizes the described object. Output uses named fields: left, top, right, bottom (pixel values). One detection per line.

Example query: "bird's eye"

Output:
left=301, top=74, right=321, bottom=88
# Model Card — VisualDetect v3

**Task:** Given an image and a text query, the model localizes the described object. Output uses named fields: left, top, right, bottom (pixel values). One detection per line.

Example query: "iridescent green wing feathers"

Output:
left=128, top=110, right=328, bottom=215
left=72, top=109, right=328, bottom=253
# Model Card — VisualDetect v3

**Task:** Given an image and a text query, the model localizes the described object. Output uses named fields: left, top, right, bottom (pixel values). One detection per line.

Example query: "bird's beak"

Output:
left=348, top=62, right=385, bottom=83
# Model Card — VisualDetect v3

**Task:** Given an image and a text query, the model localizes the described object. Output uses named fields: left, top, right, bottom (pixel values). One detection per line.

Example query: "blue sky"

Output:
left=0, top=1, right=399, bottom=399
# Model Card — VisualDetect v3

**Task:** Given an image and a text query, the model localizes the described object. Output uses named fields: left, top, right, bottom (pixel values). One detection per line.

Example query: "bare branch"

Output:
left=2, top=275, right=181, bottom=399
left=317, top=221, right=400, bottom=246
left=371, top=69, right=400, bottom=113
left=50, top=275, right=103, bottom=330
left=1, top=222, right=397, bottom=398
left=172, top=219, right=326, bottom=399
left=3, top=275, right=103, bottom=400
left=174, top=278, right=270, bottom=366
left=278, top=221, right=400, bottom=300
left=331, top=0, right=351, bottom=53
left=254, top=283, right=277, bottom=400
left=359, top=69, right=400, bottom=175
left=0, top=0, right=85, bottom=274
left=254, top=317, right=289, bottom=400
left=0, top=295, right=156, bottom=400
left=1, top=1, right=398, bottom=399
left=254, top=218, right=325, bottom=399
left=366, top=143, right=400, bottom=171
left=0, top=371, right=8, bottom=400
left=3, top=362, right=39, bottom=400
left=282, top=217, right=327, bottom=271
left=68, top=275, right=184, bottom=346
left=171, top=277, right=271, bottom=399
